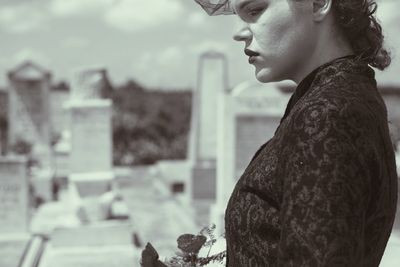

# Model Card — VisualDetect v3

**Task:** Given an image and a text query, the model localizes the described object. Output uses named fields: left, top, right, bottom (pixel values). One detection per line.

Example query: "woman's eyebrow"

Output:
left=235, top=0, right=255, bottom=13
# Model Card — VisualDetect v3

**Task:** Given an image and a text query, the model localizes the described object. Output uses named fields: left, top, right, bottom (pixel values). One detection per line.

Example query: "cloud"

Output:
left=104, top=0, right=184, bottom=32
left=49, top=0, right=185, bottom=32
left=190, top=41, right=230, bottom=55
left=0, top=4, right=48, bottom=33
left=12, top=48, right=51, bottom=67
left=187, top=11, right=208, bottom=27
left=63, top=37, right=90, bottom=48
left=49, top=0, right=113, bottom=17
left=157, top=46, right=185, bottom=66
left=130, top=45, right=192, bottom=88
left=130, top=41, right=236, bottom=88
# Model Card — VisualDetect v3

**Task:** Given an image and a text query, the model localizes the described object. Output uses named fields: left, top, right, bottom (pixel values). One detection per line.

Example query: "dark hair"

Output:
left=332, top=0, right=391, bottom=70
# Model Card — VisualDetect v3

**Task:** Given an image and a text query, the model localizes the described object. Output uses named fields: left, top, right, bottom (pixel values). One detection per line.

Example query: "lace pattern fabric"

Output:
left=224, top=57, right=398, bottom=266
left=194, top=0, right=235, bottom=16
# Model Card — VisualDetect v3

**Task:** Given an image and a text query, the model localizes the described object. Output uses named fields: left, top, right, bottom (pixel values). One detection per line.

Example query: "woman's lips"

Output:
left=248, top=56, right=257, bottom=64
left=245, top=48, right=259, bottom=64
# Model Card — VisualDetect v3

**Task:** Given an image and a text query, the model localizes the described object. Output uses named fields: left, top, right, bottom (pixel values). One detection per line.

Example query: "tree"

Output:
left=111, top=80, right=192, bottom=166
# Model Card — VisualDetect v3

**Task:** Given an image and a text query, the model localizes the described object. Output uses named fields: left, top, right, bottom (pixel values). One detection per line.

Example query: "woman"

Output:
left=195, top=0, right=398, bottom=266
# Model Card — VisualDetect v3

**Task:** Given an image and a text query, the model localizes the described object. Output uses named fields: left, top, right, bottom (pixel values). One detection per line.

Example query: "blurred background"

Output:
left=0, top=0, right=399, bottom=266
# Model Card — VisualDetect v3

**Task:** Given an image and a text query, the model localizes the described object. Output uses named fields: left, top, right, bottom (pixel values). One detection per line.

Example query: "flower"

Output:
left=141, top=242, right=168, bottom=267
left=141, top=224, right=226, bottom=266
left=177, top=234, right=207, bottom=254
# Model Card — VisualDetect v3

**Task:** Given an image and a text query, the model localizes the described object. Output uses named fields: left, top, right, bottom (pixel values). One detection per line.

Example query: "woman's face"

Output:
left=232, top=0, right=316, bottom=83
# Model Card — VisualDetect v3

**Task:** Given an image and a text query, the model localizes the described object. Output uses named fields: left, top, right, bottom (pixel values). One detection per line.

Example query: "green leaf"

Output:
left=177, top=234, right=207, bottom=254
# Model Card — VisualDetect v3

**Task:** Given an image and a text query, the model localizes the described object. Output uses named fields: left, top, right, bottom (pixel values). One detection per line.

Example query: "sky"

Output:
left=0, top=0, right=399, bottom=90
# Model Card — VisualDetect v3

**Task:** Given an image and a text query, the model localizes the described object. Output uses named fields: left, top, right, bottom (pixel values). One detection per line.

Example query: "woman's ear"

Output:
left=312, top=0, right=332, bottom=22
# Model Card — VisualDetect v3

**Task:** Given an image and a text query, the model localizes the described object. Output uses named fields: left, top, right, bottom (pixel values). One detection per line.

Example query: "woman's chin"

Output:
left=255, top=68, right=278, bottom=83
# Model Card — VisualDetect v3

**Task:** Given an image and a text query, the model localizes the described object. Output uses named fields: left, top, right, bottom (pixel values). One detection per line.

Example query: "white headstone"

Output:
left=7, top=62, right=53, bottom=168
left=70, top=67, right=108, bottom=100
left=53, top=130, right=71, bottom=180
left=189, top=51, right=228, bottom=163
left=189, top=51, right=228, bottom=226
left=50, top=87, right=70, bottom=137
left=66, top=100, right=112, bottom=174
left=0, top=157, right=32, bottom=267
left=0, top=156, right=29, bottom=234
left=0, top=90, right=7, bottom=155
left=31, top=167, right=54, bottom=202
left=65, top=68, right=114, bottom=200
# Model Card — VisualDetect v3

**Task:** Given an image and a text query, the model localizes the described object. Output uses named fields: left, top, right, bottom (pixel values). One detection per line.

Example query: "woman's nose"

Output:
left=233, top=25, right=252, bottom=42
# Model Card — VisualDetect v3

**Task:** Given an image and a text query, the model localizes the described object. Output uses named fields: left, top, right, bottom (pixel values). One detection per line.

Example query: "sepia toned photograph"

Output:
left=0, top=0, right=399, bottom=266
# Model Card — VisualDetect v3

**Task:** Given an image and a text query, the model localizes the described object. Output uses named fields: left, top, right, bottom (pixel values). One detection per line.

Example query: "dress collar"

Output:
left=279, top=55, right=371, bottom=124
left=251, top=55, right=373, bottom=165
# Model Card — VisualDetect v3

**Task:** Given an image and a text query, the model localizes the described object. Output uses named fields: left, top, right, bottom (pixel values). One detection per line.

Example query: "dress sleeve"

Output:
left=277, top=100, right=375, bottom=266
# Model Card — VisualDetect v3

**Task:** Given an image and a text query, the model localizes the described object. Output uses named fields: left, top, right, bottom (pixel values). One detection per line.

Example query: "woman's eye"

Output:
left=247, top=8, right=264, bottom=17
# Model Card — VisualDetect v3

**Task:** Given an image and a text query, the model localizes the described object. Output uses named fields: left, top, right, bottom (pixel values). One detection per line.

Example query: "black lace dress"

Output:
left=225, top=56, right=398, bottom=267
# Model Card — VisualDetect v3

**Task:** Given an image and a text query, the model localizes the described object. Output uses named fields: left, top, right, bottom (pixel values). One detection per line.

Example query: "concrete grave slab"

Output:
left=50, top=222, right=133, bottom=248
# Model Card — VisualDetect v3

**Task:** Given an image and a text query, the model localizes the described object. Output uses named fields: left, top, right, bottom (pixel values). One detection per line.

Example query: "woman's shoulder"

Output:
left=299, top=65, right=385, bottom=123
left=285, top=77, right=384, bottom=141
left=277, top=59, right=388, bottom=142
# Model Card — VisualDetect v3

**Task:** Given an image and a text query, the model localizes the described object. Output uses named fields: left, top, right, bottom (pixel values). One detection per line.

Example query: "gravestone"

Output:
left=0, top=90, right=8, bottom=155
left=188, top=51, right=228, bottom=226
left=67, top=100, right=112, bottom=174
left=0, top=156, right=29, bottom=233
left=53, top=130, right=70, bottom=179
left=65, top=68, right=114, bottom=200
left=50, top=83, right=70, bottom=137
left=30, top=168, right=54, bottom=202
left=7, top=61, right=52, bottom=168
left=211, top=81, right=291, bottom=234
left=8, top=61, right=55, bottom=204
left=39, top=222, right=138, bottom=267
left=0, top=156, right=32, bottom=267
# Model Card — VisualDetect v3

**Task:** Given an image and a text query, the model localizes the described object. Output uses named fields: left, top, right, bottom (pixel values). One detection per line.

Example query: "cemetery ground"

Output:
left=57, top=166, right=400, bottom=267
left=94, top=166, right=400, bottom=267
left=0, top=164, right=399, bottom=266
left=120, top=166, right=400, bottom=267
left=26, top=165, right=210, bottom=267
left=114, top=166, right=199, bottom=259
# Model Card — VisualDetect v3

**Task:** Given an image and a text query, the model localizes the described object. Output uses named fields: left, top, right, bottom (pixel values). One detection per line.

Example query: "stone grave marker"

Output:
left=188, top=51, right=228, bottom=226
left=8, top=61, right=55, bottom=204
left=0, top=156, right=32, bottom=267
left=7, top=61, right=52, bottom=168
left=0, top=156, right=29, bottom=233
left=66, top=101, right=112, bottom=174
left=65, top=67, right=114, bottom=200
